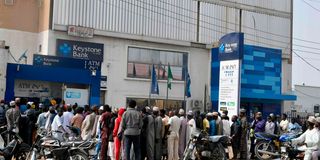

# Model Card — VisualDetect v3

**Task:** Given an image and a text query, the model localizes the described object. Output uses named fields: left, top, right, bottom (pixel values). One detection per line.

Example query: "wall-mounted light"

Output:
left=91, top=70, right=96, bottom=76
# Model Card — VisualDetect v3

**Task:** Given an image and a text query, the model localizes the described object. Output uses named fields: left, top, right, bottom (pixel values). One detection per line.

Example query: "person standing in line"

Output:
left=208, top=113, right=216, bottom=136
left=62, top=105, right=74, bottom=134
left=160, top=109, right=169, bottom=160
left=250, top=112, right=266, bottom=159
left=95, top=106, right=105, bottom=160
left=108, top=109, right=118, bottom=160
left=239, top=109, right=248, bottom=160
left=153, top=107, right=163, bottom=160
left=25, top=102, right=37, bottom=145
left=221, top=115, right=231, bottom=136
left=167, top=110, right=181, bottom=160
left=121, top=100, right=143, bottom=160
left=186, top=111, right=196, bottom=143
left=146, top=107, right=155, bottom=160
left=201, top=113, right=210, bottom=133
left=213, top=112, right=223, bottom=135
left=114, top=107, right=125, bottom=160
left=81, top=106, right=97, bottom=140
left=178, top=109, right=187, bottom=159
left=71, top=107, right=84, bottom=130
left=194, top=111, right=203, bottom=130
left=140, top=107, right=149, bottom=160
left=100, top=105, right=112, bottom=160
left=230, top=115, right=241, bottom=159
left=6, top=101, right=20, bottom=133
left=265, top=116, right=275, bottom=134
left=280, top=113, right=289, bottom=133
left=36, top=106, right=48, bottom=129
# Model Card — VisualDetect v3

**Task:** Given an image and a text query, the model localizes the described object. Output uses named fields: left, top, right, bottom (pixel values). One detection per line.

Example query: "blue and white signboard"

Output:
left=218, top=32, right=243, bottom=117
left=56, top=39, right=104, bottom=61
left=218, top=32, right=244, bottom=61
left=33, top=54, right=101, bottom=71
left=64, top=88, right=89, bottom=106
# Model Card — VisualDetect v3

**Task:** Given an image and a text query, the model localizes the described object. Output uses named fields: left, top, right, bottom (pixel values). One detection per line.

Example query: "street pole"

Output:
left=166, top=64, right=169, bottom=109
left=183, top=67, right=187, bottom=111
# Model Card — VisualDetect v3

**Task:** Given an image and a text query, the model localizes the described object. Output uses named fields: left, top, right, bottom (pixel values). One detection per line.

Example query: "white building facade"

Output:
left=0, top=0, right=293, bottom=111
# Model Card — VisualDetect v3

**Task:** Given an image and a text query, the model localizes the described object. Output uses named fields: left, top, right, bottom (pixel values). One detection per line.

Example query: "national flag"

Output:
left=167, top=64, right=173, bottom=90
left=185, top=68, right=191, bottom=98
left=150, top=65, right=159, bottom=94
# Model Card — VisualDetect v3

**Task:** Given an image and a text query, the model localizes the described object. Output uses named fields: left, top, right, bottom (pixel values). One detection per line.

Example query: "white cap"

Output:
left=179, top=109, right=185, bottom=115
left=27, top=102, right=34, bottom=105
left=9, top=101, right=15, bottom=106
left=99, top=106, right=104, bottom=110
left=308, top=116, right=316, bottom=124
left=187, top=110, right=193, bottom=116
left=152, top=107, right=159, bottom=112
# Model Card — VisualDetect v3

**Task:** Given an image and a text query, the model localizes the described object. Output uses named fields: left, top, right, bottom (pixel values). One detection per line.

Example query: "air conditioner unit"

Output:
left=4, top=0, right=14, bottom=5
left=192, top=100, right=203, bottom=109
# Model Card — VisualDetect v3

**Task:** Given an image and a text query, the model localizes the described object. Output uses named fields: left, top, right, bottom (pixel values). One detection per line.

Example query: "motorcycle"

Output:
left=183, top=130, right=228, bottom=160
left=28, top=127, right=88, bottom=160
left=0, top=127, right=30, bottom=160
left=254, top=131, right=301, bottom=160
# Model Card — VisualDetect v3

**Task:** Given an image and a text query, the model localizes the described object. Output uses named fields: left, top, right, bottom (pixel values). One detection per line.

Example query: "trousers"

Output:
left=167, top=132, right=179, bottom=160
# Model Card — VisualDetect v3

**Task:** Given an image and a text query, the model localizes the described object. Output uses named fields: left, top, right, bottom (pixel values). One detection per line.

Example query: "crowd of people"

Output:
left=0, top=97, right=313, bottom=160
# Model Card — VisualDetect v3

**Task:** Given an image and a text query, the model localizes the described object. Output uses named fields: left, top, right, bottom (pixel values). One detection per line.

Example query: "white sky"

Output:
left=292, top=0, right=320, bottom=87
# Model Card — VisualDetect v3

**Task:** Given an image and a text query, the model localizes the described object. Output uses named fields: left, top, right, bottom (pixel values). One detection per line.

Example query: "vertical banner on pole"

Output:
left=218, top=32, right=244, bottom=117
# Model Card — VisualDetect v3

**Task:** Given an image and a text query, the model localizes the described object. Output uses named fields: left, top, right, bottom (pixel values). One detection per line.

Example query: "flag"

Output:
left=185, top=68, right=191, bottom=98
left=150, top=65, right=159, bottom=94
left=167, top=64, right=173, bottom=90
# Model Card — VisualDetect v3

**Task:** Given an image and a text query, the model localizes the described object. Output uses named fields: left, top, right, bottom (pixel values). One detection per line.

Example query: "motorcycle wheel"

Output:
left=69, top=151, right=88, bottom=160
left=14, top=143, right=30, bottom=160
left=210, top=143, right=227, bottom=160
left=255, top=140, right=275, bottom=160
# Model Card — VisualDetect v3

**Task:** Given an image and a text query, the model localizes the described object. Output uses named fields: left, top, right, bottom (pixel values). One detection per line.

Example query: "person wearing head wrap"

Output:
left=186, top=111, right=196, bottom=143
left=153, top=107, right=163, bottom=160
left=292, top=116, right=320, bottom=160
left=178, top=109, right=187, bottom=159
left=113, top=107, right=126, bottom=160
left=145, top=106, right=156, bottom=160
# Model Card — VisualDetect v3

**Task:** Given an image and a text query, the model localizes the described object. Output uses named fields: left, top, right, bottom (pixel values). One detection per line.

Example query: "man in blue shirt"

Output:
left=207, top=113, right=216, bottom=136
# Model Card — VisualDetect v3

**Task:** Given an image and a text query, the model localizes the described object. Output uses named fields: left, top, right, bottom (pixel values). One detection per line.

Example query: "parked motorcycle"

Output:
left=254, top=131, right=301, bottom=160
left=28, top=127, right=88, bottom=160
left=0, top=127, right=30, bottom=160
left=183, top=130, right=228, bottom=160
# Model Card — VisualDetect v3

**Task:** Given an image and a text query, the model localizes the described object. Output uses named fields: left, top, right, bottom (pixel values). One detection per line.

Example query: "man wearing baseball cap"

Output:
left=292, top=116, right=320, bottom=160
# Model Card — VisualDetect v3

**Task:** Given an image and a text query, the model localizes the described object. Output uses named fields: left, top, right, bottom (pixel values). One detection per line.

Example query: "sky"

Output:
left=292, top=0, right=320, bottom=87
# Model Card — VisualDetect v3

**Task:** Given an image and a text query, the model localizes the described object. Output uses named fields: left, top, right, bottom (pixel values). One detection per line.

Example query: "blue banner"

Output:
left=218, top=32, right=244, bottom=60
left=33, top=54, right=101, bottom=71
left=150, top=65, right=159, bottom=95
left=185, top=68, right=191, bottom=98
left=56, top=39, right=104, bottom=61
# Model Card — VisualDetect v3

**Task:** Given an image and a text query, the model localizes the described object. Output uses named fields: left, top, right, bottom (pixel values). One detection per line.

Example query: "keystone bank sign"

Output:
left=56, top=39, right=104, bottom=61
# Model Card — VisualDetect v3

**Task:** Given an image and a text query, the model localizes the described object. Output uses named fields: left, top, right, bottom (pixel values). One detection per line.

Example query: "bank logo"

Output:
left=34, top=56, right=43, bottom=64
left=219, top=44, right=225, bottom=53
left=59, top=43, right=72, bottom=56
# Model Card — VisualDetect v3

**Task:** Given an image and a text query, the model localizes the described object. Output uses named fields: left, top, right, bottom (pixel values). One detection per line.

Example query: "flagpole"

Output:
left=148, top=65, right=152, bottom=106
left=183, top=66, right=187, bottom=111
left=166, top=63, right=169, bottom=108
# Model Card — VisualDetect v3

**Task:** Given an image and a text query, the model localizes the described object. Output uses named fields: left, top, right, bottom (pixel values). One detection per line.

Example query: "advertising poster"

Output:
left=218, top=60, right=240, bottom=116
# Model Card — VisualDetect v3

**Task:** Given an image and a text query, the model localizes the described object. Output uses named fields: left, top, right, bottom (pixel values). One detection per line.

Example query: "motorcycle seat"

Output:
left=255, top=132, right=279, bottom=140
left=208, top=135, right=226, bottom=142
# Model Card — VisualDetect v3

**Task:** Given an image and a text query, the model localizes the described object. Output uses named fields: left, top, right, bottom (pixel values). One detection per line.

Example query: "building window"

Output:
left=126, top=97, right=183, bottom=111
left=127, top=47, right=188, bottom=81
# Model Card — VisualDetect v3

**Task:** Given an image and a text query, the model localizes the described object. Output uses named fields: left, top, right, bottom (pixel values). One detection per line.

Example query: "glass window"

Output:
left=127, top=47, right=188, bottom=80
left=126, top=97, right=183, bottom=111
